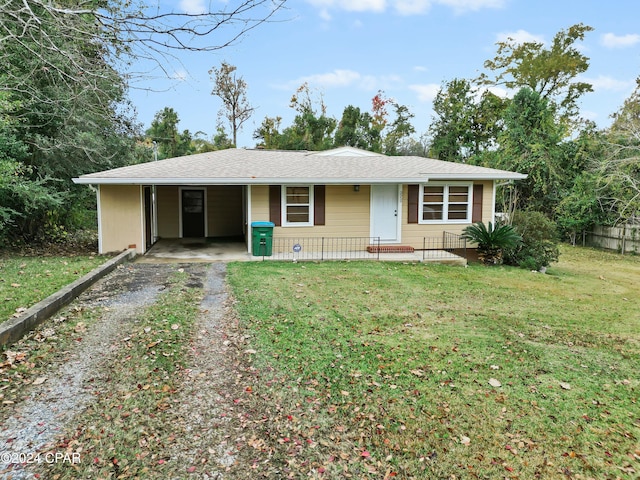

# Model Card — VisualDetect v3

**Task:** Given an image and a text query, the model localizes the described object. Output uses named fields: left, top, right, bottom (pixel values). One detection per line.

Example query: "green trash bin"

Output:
left=251, top=221, right=275, bottom=256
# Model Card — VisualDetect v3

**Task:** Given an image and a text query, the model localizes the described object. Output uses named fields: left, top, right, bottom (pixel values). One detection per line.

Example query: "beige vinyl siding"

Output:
left=250, top=185, right=371, bottom=254
left=156, top=186, right=179, bottom=238
left=251, top=185, right=370, bottom=237
left=207, top=186, right=243, bottom=237
left=251, top=185, right=270, bottom=221
left=478, top=180, right=494, bottom=224
left=99, top=185, right=143, bottom=253
left=401, top=181, right=494, bottom=248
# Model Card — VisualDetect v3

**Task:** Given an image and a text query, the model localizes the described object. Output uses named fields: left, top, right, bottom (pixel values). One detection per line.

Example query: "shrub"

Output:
left=504, top=210, right=560, bottom=270
left=463, top=221, right=522, bottom=265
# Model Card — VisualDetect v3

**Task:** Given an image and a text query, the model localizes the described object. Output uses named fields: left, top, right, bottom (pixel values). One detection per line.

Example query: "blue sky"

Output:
left=128, top=0, right=640, bottom=148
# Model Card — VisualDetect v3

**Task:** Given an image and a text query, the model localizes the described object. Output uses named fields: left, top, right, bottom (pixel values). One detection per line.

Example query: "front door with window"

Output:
left=181, top=189, right=205, bottom=237
left=371, top=184, right=399, bottom=242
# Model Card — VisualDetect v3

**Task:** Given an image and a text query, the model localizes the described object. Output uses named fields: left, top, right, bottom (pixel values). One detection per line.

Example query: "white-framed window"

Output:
left=282, top=185, right=314, bottom=226
left=419, top=182, right=472, bottom=223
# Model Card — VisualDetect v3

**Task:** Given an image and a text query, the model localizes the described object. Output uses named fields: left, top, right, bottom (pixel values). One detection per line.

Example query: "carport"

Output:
left=137, top=237, right=253, bottom=263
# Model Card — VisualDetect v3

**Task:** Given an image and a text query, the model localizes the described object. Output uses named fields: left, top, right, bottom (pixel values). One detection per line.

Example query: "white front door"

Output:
left=371, top=184, right=400, bottom=242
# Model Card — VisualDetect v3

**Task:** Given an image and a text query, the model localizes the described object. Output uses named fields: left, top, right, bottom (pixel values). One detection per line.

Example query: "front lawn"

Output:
left=227, top=246, right=640, bottom=479
left=0, top=255, right=106, bottom=322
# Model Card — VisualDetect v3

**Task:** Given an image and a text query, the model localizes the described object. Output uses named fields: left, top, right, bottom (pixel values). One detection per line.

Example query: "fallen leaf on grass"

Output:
left=32, top=376, right=47, bottom=385
left=461, top=436, right=471, bottom=446
left=489, top=378, right=502, bottom=388
left=560, top=382, right=571, bottom=390
left=171, top=324, right=180, bottom=330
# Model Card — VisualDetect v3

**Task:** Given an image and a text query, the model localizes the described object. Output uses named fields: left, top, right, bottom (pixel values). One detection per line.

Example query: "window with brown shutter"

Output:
left=271, top=185, right=323, bottom=226
left=417, top=183, right=473, bottom=223
left=472, top=184, right=483, bottom=223
left=314, top=185, right=325, bottom=226
left=408, top=184, right=419, bottom=223
left=269, top=185, right=281, bottom=226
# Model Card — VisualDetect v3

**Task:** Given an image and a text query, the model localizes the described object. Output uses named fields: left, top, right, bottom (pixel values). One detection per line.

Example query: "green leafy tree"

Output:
left=210, top=62, right=255, bottom=147
left=253, top=116, right=283, bottom=149
left=0, top=101, right=66, bottom=245
left=478, top=23, right=593, bottom=128
left=429, top=79, right=507, bottom=163
left=429, top=79, right=478, bottom=162
left=494, top=88, right=565, bottom=216
left=383, top=101, right=416, bottom=156
left=276, top=83, right=337, bottom=151
left=556, top=173, right=606, bottom=245
left=334, top=105, right=376, bottom=150
left=146, top=108, right=194, bottom=159
left=211, top=126, right=235, bottom=150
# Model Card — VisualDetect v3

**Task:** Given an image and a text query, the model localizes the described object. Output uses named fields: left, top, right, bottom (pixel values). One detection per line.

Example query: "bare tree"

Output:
left=0, top=0, right=285, bottom=151
left=0, top=1, right=287, bottom=88
left=596, top=78, right=640, bottom=224
left=210, top=61, right=256, bottom=147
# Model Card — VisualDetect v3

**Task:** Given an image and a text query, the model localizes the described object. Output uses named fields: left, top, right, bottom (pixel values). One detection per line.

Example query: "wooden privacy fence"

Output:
left=586, top=224, right=640, bottom=254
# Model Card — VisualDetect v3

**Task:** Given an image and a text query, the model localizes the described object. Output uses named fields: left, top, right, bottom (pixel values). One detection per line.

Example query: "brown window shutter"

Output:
left=269, top=185, right=281, bottom=226
left=408, top=184, right=419, bottom=224
left=314, top=185, right=325, bottom=225
left=472, top=184, right=483, bottom=223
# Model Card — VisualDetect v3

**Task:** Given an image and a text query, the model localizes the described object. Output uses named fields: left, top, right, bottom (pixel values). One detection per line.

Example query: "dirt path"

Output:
left=0, top=262, right=246, bottom=479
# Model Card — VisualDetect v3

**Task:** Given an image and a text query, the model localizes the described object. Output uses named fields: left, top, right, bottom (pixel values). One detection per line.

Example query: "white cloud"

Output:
left=275, top=69, right=362, bottom=91
left=601, top=32, right=640, bottom=48
left=360, top=74, right=403, bottom=90
left=437, top=0, right=506, bottom=14
left=318, top=8, right=332, bottom=21
left=305, top=69, right=363, bottom=88
left=409, top=83, right=441, bottom=102
left=413, top=65, right=428, bottom=72
left=305, top=0, right=504, bottom=16
left=496, top=29, right=545, bottom=45
left=305, top=0, right=386, bottom=13
left=179, top=0, right=207, bottom=14
left=394, top=0, right=432, bottom=15
left=171, top=70, right=189, bottom=82
left=275, top=69, right=402, bottom=93
left=580, top=75, right=635, bottom=92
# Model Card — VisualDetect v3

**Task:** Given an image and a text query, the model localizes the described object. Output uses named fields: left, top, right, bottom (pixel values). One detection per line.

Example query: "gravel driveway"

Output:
left=0, top=262, right=244, bottom=479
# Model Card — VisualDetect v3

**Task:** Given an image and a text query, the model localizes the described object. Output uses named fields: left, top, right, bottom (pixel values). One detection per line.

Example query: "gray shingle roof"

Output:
left=73, top=147, right=527, bottom=185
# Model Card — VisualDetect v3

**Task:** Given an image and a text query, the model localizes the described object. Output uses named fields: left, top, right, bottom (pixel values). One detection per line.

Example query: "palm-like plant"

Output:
left=463, top=222, right=522, bottom=265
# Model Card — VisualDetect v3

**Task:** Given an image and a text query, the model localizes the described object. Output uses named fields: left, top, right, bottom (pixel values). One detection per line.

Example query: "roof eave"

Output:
left=73, top=174, right=526, bottom=185
left=73, top=177, right=431, bottom=185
